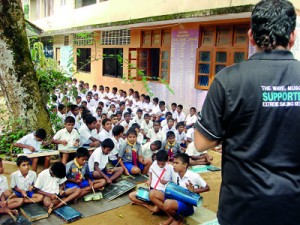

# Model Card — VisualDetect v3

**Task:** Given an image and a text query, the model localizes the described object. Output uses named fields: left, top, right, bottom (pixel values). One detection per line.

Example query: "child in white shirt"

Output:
left=98, top=118, right=113, bottom=142
left=141, top=114, right=153, bottom=138
left=78, top=115, right=101, bottom=147
left=147, top=121, right=165, bottom=143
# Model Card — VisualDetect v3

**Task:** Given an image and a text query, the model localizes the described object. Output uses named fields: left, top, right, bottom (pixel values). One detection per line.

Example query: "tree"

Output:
left=0, top=0, right=52, bottom=134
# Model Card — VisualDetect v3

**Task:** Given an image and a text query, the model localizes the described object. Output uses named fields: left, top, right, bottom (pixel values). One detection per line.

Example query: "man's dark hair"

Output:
left=35, top=128, right=47, bottom=140
left=156, top=149, right=168, bottom=162
left=101, top=138, right=114, bottom=149
left=251, top=0, right=296, bottom=50
left=112, top=125, right=124, bottom=136
left=65, top=116, right=75, bottom=124
left=51, top=162, right=66, bottom=178
left=174, top=153, right=190, bottom=167
left=76, top=147, right=89, bottom=158
left=16, top=156, right=30, bottom=166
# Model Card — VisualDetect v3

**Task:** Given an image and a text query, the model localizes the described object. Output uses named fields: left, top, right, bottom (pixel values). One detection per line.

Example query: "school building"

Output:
left=28, top=0, right=300, bottom=111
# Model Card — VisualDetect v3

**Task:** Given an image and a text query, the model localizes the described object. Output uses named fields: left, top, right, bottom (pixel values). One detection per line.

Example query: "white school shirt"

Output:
left=186, top=142, right=207, bottom=156
left=98, top=129, right=113, bottom=142
left=53, top=128, right=80, bottom=150
left=129, top=116, right=144, bottom=126
left=10, top=170, right=37, bottom=191
left=109, top=137, right=125, bottom=161
left=175, top=112, right=186, bottom=122
left=141, top=120, right=153, bottom=135
left=162, top=126, right=177, bottom=136
left=150, top=104, right=160, bottom=115
left=149, top=161, right=173, bottom=191
left=172, top=170, right=207, bottom=190
left=16, top=133, right=42, bottom=154
left=88, top=147, right=109, bottom=171
left=67, top=112, right=80, bottom=130
left=186, top=128, right=195, bottom=142
left=185, top=114, right=197, bottom=125
left=142, top=142, right=156, bottom=159
left=171, top=110, right=177, bottom=120
left=147, top=129, right=165, bottom=143
left=57, top=111, right=66, bottom=122
left=120, top=120, right=131, bottom=132
left=78, top=123, right=99, bottom=145
left=0, top=175, right=9, bottom=196
left=176, top=131, right=187, bottom=143
left=34, top=169, right=66, bottom=194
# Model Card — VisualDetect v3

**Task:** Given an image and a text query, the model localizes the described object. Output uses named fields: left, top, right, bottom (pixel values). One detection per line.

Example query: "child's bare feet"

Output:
left=48, top=203, right=54, bottom=214
left=159, top=217, right=174, bottom=225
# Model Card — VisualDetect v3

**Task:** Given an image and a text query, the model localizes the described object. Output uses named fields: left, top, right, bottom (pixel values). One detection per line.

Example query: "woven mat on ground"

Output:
left=189, top=165, right=221, bottom=173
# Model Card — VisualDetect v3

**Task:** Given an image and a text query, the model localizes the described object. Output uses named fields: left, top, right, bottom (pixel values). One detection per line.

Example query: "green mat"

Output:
left=189, top=165, right=221, bottom=173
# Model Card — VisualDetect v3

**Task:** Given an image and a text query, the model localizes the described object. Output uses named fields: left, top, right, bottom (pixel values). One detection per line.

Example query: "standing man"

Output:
left=194, top=1, right=300, bottom=225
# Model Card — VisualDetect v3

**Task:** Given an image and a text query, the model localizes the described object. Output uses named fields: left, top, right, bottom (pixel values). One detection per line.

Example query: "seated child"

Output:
left=52, top=116, right=80, bottom=164
left=120, top=112, right=131, bottom=133
left=161, top=118, right=176, bottom=137
left=129, top=109, right=144, bottom=127
left=10, top=156, right=43, bottom=203
left=110, top=114, right=119, bottom=127
left=109, top=125, right=125, bottom=166
left=14, top=128, right=50, bottom=172
left=34, top=162, right=81, bottom=211
left=162, top=131, right=181, bottom=162
left=66, top=148, right=106, bottom=199
left=67, top=104, right=80, bottom=130
left=185, top=107, right=197, bottom=129
left=130, top=123, right=144, bottom=145
left=186, top=142, right=213, bottom=165
left=147, top=121, right=165, bottom=143
left=88, top=139, right=124, bottom=185
left=98, top=118, right=113, bottom=142
left=79, top=115, right=101, bottom=147
left=0, top=158, right=23, bottom=216
left=129, top=150, right=173, bottom=213
left=118, top=129, right=151, bottom=175
left=149, top=153, right=210, bottom=225
left=140, top=114, right=153, bottom=138
left=142, top=140, right=162, bottom=161
left=161, top=112, right=172, bottom=128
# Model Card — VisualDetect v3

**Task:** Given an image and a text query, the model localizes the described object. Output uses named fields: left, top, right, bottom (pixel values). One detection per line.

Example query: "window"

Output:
left=103, top=48, right=123, bottom=78
left=77, top=48, right=91, bottom=73
left=128, top=28, right=171, bottom=82
left=73, top=33, right=94, bottom=46
left=64, top=36, right=69, bottom=46
left=75, top=0, right=96, bottom=8
left=43, top=0, right=54, bottom=17
left=41, top=37, right=53, bottom=58
left=101, top=29, right=130, bottom=45
left=195, top=24, right=249, bottom=90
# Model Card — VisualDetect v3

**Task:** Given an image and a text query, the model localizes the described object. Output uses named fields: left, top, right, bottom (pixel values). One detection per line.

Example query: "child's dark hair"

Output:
left=177, top=104, right=183, bottom=110
left=156, top=150, right=168, bottom=162
left=76, top=147, right=89, bottom=158
left=171, top=103, right=177, bottom=107
left=85, top=115, right=97, bottom=125
left=51, top=162, right=66, bottom=178
left=190, top=107, right=196, bottom=111
left=70, top=104, right=79, bottom=111
left=124, top=112, right=131, bottom=118
left=153, top=97, right=159, bottom=104
left=58, top=104, right=66, bottom=111
left=153, top=120, right=160, bottom=126
left=176, top=121, right=185, bottom=129
left=119, top=101, right=125, bottom=107
left=16, top=155, right=30, bottom=166
left=112, top=125, right=124, bottom=136
left=166, top=131, right=176, bottom=139
left=101, top=138, right=115, bottom=149
left=167, top=118, right=174, bottom=123
left=159, top=101, right=165, bottom=106
left=65, top=116, right=75, bottom=124
left=131, top=123, right=140, bottom=130
left=144, top=113, right=150, bottom=118
left=152, top=140, right=162, bottom=150
left=116, top=111, right=122, bottom=116
left=165, top=112, right=172, bottom=117
left=174, top=153, right=190, bottom=167
left=110, top=114, right=117, bottom=119
left=96, top=107, right=103, bottom=112
left=126, top=128, right=137, bottom=137
left=102, top=118, right=111, bottom=126
left=35, top=128, right=47, bottom=140
left=76, top=96, right=82, bottom=101
left=137, top=109, right=143, bottom=113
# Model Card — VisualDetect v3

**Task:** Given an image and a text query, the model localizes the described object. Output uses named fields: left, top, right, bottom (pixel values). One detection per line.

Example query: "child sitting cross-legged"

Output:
left=88, top=139, right=124, bottom=185
left=52, top=116, right=80, bottom=164
left=34, top=162, right=81, bottom=212
left=128, top=150, right=173, bottom=213
left=149, top=153, right=210, bottom=225
left=186, top=142, right=213, bottom=165
left=0, top=158, right=23, bottom=216
left=118, top=129, right=152, bottom=175
left=10, top=156, right=43, bottom=204
left=14, top=128, right=50, bottom=172
left=162, top=131, right=181, bottom=162
left=65, top=147, right=106, bottom=199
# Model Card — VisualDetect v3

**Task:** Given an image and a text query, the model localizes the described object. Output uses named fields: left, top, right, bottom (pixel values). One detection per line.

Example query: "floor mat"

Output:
left=189, top=165, right=221, bottom=173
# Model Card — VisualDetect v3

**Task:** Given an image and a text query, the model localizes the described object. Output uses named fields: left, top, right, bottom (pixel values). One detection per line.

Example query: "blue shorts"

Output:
left=176, top=200, right=194, bottom=217
left=101, top=169, right=113, bottom=178
left=110, top=160, right=118, bottom=166
left=123, top=162, right=144, bottom=174
left=14, top=190, right=34, bottom=198
left=65, top=180, right=90, bottom=189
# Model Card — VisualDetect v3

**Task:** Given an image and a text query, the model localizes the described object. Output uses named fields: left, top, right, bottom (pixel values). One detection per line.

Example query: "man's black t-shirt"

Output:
left=196, top=50, right=300, bottom=225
